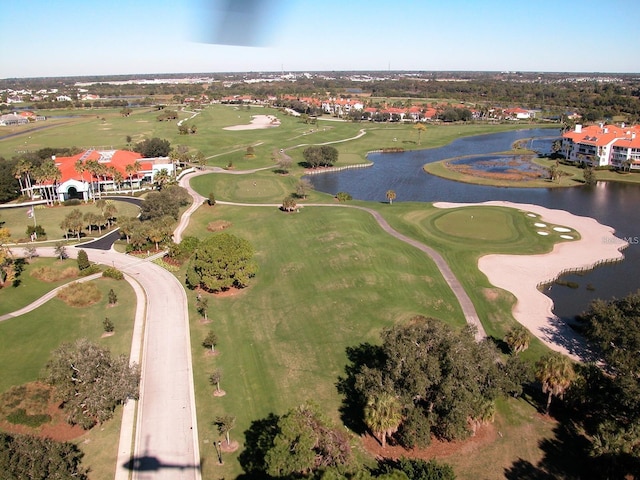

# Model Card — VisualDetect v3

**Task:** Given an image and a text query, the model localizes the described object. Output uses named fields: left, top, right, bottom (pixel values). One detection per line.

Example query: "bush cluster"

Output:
left=102, top=267, right=124, bottom=280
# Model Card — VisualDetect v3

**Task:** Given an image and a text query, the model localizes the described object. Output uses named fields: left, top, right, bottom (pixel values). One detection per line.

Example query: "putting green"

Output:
left=431, top=207, right=518, bottom=242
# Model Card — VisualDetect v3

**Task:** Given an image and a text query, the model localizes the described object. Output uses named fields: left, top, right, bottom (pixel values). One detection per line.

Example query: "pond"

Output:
left=306, top=128, right=640, bottom=321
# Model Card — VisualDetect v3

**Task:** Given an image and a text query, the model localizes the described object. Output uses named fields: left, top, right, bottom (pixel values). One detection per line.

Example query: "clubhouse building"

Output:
left=562, top=123, right=640, bottom=170
left=24, top=149, right=174, bottom=202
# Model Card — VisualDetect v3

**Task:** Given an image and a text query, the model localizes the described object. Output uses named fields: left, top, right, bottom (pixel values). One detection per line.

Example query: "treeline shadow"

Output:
left=335, top=342, right=386, bottom=434
left=237, top=413, right=281, bottom=479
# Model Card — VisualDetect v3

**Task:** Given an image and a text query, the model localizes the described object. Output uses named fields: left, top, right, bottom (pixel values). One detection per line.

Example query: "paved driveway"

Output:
left=24, top=247, right=201, bottom=480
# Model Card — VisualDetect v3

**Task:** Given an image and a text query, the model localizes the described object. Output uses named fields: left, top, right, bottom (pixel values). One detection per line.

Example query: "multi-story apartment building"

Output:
left=562, top=123, right=640, bottom=170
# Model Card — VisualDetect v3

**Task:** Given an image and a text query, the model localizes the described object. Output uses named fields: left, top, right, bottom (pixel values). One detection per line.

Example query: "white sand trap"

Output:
left=560, top=235, right=574, bottom=240
left=223, top=115, right=281, bottom=131
left=434, top=200, right=627, bottom=361
left=526, top=213, right=537, bottom=217
left=537, top=231, right=549, bottom=236
left=534, top=222, right=547, bottom=227
left=553, top=227, right=571, bottom=232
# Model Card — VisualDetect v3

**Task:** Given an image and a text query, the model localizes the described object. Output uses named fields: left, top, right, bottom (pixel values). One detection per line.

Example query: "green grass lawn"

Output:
left=0, top=261, right=137, bottom=480
left=0, top=272, right=135, bottom=391
left=0, top=200, right=139, bottom=243
left=1, top=107, right=589, bottom=478
left=373, top=202, right=579, bottom=357
left=183, top=204, right=466, bottom=479
left=180, top=197, right=578, bottom=478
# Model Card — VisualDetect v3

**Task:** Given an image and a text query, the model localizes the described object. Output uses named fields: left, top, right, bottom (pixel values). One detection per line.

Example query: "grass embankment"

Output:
left=0, top=201, right=139, bottom=244
left=0, top=258, right=137, bottom=480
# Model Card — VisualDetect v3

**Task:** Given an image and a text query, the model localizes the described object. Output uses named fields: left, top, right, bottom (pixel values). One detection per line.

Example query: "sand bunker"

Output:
left=223, top=115, right=281, bottom=131
left=434, top=201, right=627, bottom=360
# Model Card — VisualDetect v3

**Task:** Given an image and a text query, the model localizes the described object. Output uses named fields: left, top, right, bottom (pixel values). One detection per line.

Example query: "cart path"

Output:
left=177, top=172, right=485, bottom=339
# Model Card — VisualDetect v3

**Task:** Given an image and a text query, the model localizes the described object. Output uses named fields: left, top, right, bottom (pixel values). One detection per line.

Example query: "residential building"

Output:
left=562, top=123, right=640, bottom=169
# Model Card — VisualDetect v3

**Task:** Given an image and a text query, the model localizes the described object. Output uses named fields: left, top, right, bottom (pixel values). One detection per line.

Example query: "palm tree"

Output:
left=535, top=352, right=576, bottom=413
left=14, top=159, right=34, bottom=198
left=103, top=202, right=118, bottom=227
left=504, top=325, right=530, bottom=354
left=85, top=159, right=101, bottom=200
left=125, top=161, right=141, bottom=194
left=385, top=190, right=396, bottom=205
left=35, top=159, right=61, bottom=205
left=153, top=168, right=170, bottom=190
left=414, top=123, right=427, bottom=145
left=108, top=166, right=123, bottom=192
left=13, top=163, right=24, bottom=195
left=363, top=392, right=402, bottom=448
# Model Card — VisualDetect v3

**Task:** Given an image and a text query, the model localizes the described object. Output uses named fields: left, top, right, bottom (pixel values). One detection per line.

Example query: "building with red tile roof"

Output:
left=25, top=149, right=173, bottom=202
left=562, top=123, right=640, bottom=168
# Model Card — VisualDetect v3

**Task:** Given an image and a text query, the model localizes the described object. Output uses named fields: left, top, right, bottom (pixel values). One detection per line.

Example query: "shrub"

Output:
left=63, top=198, right=82, bottom=206
left=76, top=249, right=90, bottom=271
left=103, top=317, right=114, bottom=332
left=108, top=289, right=117, bottom=305
left=26, top=225, right=46, bottom=238
left=103, top=267, right=124, bottom=280
left=31, top=266, right=77, bottom=282
left=336, top=192, right=352, bottom=202
left=78, top=264, right=101, bottom=276
left=6, top=408, right=51, bottom=427
left=206, top=220, right=232, bottom=232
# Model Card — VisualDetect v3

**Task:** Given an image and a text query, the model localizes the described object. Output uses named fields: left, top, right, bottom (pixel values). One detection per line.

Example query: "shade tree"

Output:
left=302, top=145, right=339, bottom=168
left=186, top=233, right=257, bottom=292
left=344, top=316, right=504, bottom=447
left=45, top=338, right=139, bottom=429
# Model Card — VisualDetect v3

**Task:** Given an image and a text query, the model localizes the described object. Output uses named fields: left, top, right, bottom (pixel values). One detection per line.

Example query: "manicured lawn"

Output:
left=0, top=200, right=139, bottom=243
left=180, top=196, right=577, bottom=478
left=1, top=107, right=584, bottom=478
left=373, top=202, right=579, bottom=354
left=183, top=204, right=466, bottom=479
left=0, top=268, right=136, bottom=480
left=0, top=257, right=80, bottom=315
left=0, top=274, right=136, bottom=392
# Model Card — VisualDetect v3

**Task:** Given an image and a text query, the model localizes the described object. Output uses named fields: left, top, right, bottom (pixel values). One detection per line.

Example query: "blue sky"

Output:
left=1, top=0, right=639, bottom=78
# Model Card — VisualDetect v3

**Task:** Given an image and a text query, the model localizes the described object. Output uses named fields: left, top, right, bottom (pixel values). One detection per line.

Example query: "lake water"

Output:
left=307, top=128, right=640, bottom=321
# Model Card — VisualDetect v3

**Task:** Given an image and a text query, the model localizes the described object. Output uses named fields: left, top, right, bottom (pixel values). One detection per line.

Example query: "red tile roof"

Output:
left=53, top=150, right=153, bottom=184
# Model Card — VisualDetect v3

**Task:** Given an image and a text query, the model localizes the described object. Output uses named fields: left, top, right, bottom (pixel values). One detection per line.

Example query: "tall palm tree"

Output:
left=125, top=161, right=141, bottom=194
left=84, top=159, right=101, bottom=200
left=14, top=159, right=33, bottom=198
left=535, top=352, right=576, bottom=413
left=414, top=123, right=427, bottom=145
left=363, top=392, right=402, bottom=448
left=504, top=325, right=530, bottom=354
left=35, top=159, right=61, bottom=205
left=385, top=190, right=396, bottom=205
